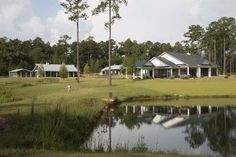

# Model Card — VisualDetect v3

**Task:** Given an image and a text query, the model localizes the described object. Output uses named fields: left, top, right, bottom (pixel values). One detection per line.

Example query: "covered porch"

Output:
left=138, top=66, right=218, bottom=79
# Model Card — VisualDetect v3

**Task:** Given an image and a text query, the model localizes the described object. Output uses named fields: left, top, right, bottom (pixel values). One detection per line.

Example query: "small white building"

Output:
left=100, top=65, right=123, bottom=76
left=9, top=69, right=31, bottom=78
left=32, top=63, right=77, bottom=77
left=136, top=52, right=218, bottom=79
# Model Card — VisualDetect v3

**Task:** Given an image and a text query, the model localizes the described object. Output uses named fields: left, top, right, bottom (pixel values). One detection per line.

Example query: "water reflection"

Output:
left=87, top=105, right=236, bottom=156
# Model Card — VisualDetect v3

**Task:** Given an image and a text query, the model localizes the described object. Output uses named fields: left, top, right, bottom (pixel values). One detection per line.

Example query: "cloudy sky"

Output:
left=0, top=0, right=236, bottom=45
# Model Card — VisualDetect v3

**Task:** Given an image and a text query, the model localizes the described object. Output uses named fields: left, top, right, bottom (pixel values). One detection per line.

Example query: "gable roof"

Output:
left=165, top=52, right=214, bottom=67
left=136, top=60, right=148, bottom=67
left=9, top=69, right=31, bottom=73
left=35, top=64, right=77, bottom=72
left=101, top=65, right=123, bottom=72
left=158, top=57, right=179, bottom=68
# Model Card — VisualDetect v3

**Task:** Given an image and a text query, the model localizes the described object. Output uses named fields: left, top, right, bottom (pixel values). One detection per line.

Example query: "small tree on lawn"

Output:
left=59, top=63, right=68, bottom=79
left=83, top=63, right=90, bottom=74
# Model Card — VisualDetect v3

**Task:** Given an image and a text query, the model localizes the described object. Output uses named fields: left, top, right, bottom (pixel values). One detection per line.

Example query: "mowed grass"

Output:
left=1, top=76, right=236, bottom=114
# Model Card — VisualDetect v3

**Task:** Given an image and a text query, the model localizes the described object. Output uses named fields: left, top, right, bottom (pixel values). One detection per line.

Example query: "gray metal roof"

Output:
left=166, top=52, right=215, bottom=67
left=101, top=65, right=123, bottom=71
left=136, top=60, right=149, bottom=68
left=158, top=57, right=179, bottom=68
left=9, top=69, right=31, bottom=73
left=35, top=64, right=77, bottom=72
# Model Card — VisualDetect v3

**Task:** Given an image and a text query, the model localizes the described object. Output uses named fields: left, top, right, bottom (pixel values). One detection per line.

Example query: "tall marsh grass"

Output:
left=0, top=98, right=103, bottom=150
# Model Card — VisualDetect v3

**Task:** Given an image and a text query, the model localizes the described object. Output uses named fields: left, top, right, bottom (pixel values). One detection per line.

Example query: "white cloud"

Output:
left=1, top=0, right=236, bottom=44
left=0, top=0, right=93, bottom=44
left=88, top=0, right=236, bottom=44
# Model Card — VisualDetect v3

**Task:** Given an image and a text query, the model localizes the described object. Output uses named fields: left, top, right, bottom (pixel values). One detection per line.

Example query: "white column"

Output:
left=141, top=106, right=144, bottom=115
left=209, top=105, right=212, bottom=113
left=133, top=106, right=136, bottom=113
left=178, top=68, right=181, bottom=77
left=170, top=107, right=173, bottom=115
left=140, top=69, right=143, bottom=79
left=126, top=105, right=128, bottom=113
left=125, top=68, right=128, bottom=79
left=187, top=67, right=190, bottom=76
left=197, top=67, right=201, bottom=78
left=152, top=68, right=155, bottom=79
left=187, top=108, right=190, bottom=117
left=208, top=67, right=212, bottom=77
left=197, top=106, right=201, bottom=116
left=170, top=68, right=173, bottom=78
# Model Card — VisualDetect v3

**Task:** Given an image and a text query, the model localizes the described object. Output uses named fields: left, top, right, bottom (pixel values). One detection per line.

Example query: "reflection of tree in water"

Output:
left=122, top=112, right=139, bottom=130
left=184, top=124, right=206, bottom=149
left=201, top=108, right=236, bottom=156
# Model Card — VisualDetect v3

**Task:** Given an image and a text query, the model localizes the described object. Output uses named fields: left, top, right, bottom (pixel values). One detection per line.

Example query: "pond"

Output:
left=86, top=104, right=236, bottom=157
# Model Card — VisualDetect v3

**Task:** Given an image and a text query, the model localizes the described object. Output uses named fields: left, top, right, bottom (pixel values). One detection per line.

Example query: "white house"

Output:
left=136, top=52, right=218, bottom=79
left=100, top=64, right=123, bottom=76
left=9, top=69, right=31, bottom=78
left=32, top=63, right=77, bottom=77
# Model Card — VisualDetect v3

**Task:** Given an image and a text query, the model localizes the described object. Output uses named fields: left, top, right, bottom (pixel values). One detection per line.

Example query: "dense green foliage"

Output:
left=1, top=17, right=236, bottom=76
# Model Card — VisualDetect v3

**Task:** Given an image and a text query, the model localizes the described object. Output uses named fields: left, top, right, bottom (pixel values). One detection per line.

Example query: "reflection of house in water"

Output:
left=125, top=105, right=221, bottom=129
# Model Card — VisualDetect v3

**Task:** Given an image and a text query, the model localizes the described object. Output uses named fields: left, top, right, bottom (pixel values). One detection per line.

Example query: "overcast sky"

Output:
left=1, top=0, right=236, bottom=45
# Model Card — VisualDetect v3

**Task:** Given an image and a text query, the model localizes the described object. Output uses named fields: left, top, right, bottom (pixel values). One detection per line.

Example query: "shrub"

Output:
left=59, top=63, right=68, bottom=79
left=83, top=63, right=90, bottom=74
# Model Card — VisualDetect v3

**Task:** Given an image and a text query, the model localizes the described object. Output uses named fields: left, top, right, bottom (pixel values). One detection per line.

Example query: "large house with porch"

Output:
left=136, top=52, right=218, bottom=79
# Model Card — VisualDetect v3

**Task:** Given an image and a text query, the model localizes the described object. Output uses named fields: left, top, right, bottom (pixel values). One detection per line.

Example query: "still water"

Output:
left=86, top=104, right=236, bottom=157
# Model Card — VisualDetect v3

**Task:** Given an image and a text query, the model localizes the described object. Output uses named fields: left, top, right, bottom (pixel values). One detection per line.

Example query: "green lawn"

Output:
left=1, top=76, right=236, bottom=113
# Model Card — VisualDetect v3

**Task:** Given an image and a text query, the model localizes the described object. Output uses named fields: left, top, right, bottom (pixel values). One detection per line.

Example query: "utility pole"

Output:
left=223, top=37, right=226, bottom=75
left=76, top=17, right=80, bottom=83
left=214, top=40, right=217, bottom=64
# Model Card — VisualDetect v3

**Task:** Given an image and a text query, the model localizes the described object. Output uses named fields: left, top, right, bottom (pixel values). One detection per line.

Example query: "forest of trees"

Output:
left=1, top=16, right=236, bottom=76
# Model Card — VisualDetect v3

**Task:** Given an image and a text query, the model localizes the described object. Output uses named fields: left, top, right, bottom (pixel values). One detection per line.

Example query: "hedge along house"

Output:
left=137, top=52, right=218, bottom=79
left=32, top=63, right=77, bottom=77
left=9, top=69, right=31, bottom=78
